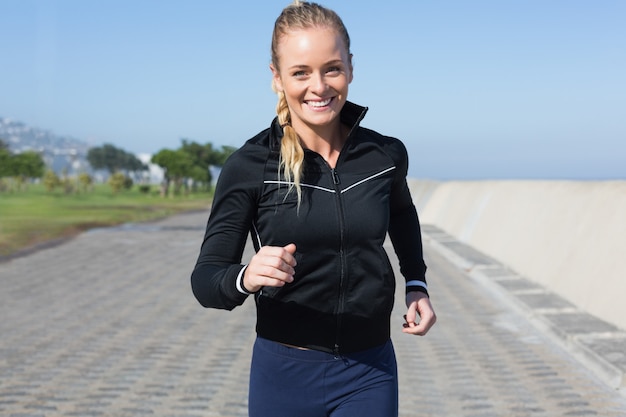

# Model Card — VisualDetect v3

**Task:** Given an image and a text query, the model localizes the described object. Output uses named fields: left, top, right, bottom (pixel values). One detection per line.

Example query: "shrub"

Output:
left=43, top=170, right=61, bottom=192
left=108, top=172, right=127, bottom=194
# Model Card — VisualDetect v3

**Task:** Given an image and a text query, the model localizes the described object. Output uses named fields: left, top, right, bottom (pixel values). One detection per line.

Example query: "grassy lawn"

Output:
left=0, top=184, right=212, bottom=258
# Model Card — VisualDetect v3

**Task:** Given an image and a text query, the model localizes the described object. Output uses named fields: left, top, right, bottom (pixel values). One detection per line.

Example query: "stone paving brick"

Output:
left=1, top=211, right=625, bottom=416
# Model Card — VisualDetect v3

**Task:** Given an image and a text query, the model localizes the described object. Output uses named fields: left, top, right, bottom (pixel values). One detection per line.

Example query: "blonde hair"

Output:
left=271, top=1, right=351, bottom=204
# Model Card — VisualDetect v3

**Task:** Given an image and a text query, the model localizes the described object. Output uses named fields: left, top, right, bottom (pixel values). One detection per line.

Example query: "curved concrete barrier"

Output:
left=409, top=179, right=626, bottom=332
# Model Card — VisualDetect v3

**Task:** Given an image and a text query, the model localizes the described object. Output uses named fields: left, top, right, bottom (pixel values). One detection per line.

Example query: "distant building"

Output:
left=1, top=116, right=91, bottom=177
left=137, top=153, right=164, bottom=184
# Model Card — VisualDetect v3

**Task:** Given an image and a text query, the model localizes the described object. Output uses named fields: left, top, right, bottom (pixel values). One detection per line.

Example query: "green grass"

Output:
left=0, top=184, right=212, bottom=258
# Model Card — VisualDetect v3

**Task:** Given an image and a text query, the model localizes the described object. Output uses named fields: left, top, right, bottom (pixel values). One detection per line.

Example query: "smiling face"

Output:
left=271, top=26, right=353, bottom=136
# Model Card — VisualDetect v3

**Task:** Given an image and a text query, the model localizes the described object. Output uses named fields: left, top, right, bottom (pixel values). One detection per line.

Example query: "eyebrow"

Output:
left=324, top=59, right=344, bottom=66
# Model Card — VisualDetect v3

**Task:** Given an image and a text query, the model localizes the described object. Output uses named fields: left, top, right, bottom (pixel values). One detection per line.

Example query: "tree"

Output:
left=151, top=149, right=194, bottom=197
left=150, top=140, right=237, bottom=197
left=107, top=172, right=127, bottom=194
left=78, top=173, right=94, bottom=193
left=0, top=147, right=11, bottom=178
left=43, top=170, right=61, bottom=192
left=178, top=140, right=237, bottom=189
left=0, top=143, right=11, bottom=191
left=0, top=148, right=45, bottom=191
left=12, top=151, right=46, bottom=180
left=87, top=143, right=147, bottom=175
left=179, top=140, right=213, bottom=187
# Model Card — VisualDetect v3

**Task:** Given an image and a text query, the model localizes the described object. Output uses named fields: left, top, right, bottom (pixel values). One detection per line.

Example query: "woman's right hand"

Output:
left=242, top=243, right=297, bottom=293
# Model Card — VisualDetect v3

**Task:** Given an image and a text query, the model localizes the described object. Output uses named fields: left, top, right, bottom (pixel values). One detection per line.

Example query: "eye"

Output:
left=292, top=70, right=308, bottom=78
left=326, top=66, right=342, bottom=75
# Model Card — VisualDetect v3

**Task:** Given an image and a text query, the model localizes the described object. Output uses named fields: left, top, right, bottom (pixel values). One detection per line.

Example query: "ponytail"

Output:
left=276, top=91, right=304, bottom=205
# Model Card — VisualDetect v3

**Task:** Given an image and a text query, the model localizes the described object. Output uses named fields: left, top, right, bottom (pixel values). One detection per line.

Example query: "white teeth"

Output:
left=307, top=98, right=332, bottom=107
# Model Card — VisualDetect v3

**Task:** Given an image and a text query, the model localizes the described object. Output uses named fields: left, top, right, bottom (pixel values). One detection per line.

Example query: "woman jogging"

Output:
left=191, top=2, right=436, bottom=416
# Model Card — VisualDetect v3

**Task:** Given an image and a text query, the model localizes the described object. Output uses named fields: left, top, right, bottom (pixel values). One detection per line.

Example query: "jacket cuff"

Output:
left=235, top=265, right=255, bottom=295
left=406, top=280, right=429, bottom=297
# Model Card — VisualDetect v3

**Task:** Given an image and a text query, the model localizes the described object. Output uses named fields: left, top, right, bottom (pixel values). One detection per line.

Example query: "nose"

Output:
left=310, top=72, right=328, bottom=95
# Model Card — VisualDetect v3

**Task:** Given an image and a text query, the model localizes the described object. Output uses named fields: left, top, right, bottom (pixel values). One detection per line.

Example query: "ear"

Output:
left=270, top=64, right=283, bottom=93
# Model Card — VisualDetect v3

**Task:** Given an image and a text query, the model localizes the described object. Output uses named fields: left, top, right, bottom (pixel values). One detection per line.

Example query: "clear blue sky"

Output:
left=1, top=0, right=624, bottom=179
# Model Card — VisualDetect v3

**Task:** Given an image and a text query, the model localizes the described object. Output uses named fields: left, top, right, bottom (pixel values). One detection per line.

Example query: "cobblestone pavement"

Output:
left=1, top=210, right=625, bottom=417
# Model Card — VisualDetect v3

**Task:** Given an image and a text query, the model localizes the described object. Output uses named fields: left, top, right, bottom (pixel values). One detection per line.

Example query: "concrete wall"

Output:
left=409, top=179, right=626, bottom=331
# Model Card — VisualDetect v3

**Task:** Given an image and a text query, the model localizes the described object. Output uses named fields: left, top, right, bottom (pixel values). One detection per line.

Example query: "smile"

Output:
left=306, top=98, right=333, bottom=108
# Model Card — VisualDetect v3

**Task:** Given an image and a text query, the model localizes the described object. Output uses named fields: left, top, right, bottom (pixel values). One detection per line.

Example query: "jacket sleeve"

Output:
left=190, top=146, right=263, bottom=310
left=386, top=139, right=429, bottom=296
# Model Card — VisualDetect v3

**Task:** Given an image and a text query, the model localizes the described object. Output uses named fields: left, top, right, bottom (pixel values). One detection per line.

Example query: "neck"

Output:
left=293, top=120, right=348, bottom=167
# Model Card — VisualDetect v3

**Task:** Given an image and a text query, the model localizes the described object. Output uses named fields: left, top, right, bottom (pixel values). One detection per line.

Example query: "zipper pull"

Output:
left=333, top=344, right=349, bottom=364
left=331, top=169, right=340, bottom=185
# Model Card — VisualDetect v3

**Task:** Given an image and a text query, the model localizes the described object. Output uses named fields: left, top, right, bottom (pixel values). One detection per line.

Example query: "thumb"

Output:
left=284, top=243, right=297, bottom=254
left=405, top=304, right=418, bottom=324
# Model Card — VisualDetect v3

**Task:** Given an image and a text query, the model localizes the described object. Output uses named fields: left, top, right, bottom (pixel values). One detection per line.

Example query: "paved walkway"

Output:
left=1, top=210, right=625, bottom=417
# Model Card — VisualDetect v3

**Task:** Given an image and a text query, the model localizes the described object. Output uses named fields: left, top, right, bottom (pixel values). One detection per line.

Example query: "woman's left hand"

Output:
left=403, top=291, right=436, bottom=336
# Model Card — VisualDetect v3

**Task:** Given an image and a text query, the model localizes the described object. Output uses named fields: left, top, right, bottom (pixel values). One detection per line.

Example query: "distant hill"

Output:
left=0, top=117, right=91, bottom=175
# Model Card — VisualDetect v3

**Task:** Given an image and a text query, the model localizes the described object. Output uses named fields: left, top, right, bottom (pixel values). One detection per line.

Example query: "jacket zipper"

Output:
left=330, top=166, right=346, bottom=357
left=309, top=108, right=366, bottom=356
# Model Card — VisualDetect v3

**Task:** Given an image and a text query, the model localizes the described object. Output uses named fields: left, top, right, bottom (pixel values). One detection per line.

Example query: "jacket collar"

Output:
left=269, top=101, right=369, bottom=153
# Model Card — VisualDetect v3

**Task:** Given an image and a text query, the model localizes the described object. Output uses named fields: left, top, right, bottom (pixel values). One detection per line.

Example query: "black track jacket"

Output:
left=191, top=101, right=428, bottom=354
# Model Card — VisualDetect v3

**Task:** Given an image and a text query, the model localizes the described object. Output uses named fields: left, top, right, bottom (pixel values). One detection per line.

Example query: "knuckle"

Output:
left=261, top=265, right=275, bottom=276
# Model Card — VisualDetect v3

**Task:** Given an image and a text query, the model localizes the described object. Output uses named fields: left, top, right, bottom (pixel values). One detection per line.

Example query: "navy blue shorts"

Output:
left=249, top=337, right=398, bottom=417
